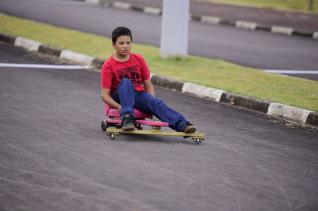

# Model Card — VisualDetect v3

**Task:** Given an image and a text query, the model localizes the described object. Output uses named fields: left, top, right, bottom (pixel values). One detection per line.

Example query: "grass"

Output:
left=200, top=0, right=318, bottom=13
left=0, top=13, right=318, bottom=111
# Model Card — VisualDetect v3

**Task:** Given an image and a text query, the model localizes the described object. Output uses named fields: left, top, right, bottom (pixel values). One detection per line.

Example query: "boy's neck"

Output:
left=113, top=53, right=130, bottom=62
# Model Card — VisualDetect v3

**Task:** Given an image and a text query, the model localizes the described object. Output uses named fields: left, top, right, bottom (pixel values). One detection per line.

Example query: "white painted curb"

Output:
left=271, top=26, right=293, bottom=35
left=15, top=37, right=41, bottom=52
left=267, top=103, right=311, bottom=123
left=144, top=7, right=161, bottom=15
left=112, top=2, right=130, bottom=10
left=201, top=16, right=221, bottom=24
left=182, top=82, right=224, bottom=102
left=236, top=21, right=257, bottom=30
left=84, top=0, right=100, bottom=4
left=313, top=32, right=318, bottom=39
left=60, top=50, right=94, bottom=65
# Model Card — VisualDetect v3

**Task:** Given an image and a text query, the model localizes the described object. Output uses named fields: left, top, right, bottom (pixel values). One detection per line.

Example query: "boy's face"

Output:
left=112, top=35, right=132, bottom=57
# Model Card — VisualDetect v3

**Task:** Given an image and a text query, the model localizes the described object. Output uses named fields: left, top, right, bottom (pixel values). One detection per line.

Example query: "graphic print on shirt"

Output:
left=118, top=66, right=143, bottom=88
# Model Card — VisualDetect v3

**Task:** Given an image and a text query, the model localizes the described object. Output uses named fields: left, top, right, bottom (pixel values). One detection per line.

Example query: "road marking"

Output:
left=264, top=70, right=318, bottom=74
left=0, top=63, right=91, bottom=69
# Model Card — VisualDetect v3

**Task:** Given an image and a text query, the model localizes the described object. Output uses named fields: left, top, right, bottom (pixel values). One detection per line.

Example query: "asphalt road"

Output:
left=1, top=42, right=318, bottom=210
left=0, top=0, right=318, bottom=80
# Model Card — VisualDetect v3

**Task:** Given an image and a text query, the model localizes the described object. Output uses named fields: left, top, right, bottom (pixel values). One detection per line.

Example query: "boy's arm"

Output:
left=144, top=79, right=155, bottom=96
left=100, top=88, right=121, bottom=110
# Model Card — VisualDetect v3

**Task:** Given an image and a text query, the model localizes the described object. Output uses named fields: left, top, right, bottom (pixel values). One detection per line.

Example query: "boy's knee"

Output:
left=120, top=78, right=132, bottom=84
left=119, top=78, right=133, bottom=88
left=151, top=98, right=165, bottom=108
left=156, top=98, right=164, bottom=104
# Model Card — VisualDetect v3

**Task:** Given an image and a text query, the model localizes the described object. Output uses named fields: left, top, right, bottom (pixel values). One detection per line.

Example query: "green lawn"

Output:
left=200, top=0, right=318, bottom=13
left=1, top=13, right=317, bottom=111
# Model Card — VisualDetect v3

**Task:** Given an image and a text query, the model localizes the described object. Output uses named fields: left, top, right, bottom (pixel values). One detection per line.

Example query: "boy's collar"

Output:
left=112, top=53, right=131, bottom=62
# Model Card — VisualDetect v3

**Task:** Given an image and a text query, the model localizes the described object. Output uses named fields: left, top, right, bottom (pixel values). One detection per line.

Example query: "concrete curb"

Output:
left=83, top=0, right=318, bottom=40
left=1, top=32, right=317, bottom=128
left=220, top=92, right=270, bottom=114
left=60, top=50, right=95, bottom=66
left=15, top=37, right=41, bottom=52
left=306, top=112, right=318, bottom=126
left=182, top=83, right=223, bottom=102
left=151, top=75, right=184, bottom=92
left=38, top=45, right=62, bottom=57
left=268, top=103, right=312, bottom=124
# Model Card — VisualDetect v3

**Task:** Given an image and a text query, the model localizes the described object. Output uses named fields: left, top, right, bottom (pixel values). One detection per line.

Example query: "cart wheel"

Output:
left=109, top=133, right=116, bottom=140
left=101, top=120, right=107, bottom=131
left=136, top=124, right=143, bottom=130
left=193, top=138, right=202, bottom=144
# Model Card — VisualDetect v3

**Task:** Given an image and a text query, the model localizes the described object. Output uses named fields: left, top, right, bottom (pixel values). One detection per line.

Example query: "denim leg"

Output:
left=112, top=78, right=135, bottom=117
left=134, top=92, right=188, bottom=131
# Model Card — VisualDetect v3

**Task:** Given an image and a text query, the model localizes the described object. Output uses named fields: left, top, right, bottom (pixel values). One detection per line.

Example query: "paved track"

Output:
left=1, top=43, right=318, bottom=210
left=0, top=0, right=318, bottom=80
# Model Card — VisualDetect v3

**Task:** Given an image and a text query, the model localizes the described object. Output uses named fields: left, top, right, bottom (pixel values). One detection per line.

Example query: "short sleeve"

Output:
left=100, top=62, right=113, bottom=89
left=136, top=55, right=150, bottom=81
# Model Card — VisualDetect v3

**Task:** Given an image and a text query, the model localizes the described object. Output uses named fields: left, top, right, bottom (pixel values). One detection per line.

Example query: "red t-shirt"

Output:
left=100, top=53, right=151, bottom=92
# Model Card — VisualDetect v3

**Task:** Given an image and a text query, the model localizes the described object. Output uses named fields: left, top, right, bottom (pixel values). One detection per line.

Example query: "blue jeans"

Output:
left=111, top=78, right=189, bottom=132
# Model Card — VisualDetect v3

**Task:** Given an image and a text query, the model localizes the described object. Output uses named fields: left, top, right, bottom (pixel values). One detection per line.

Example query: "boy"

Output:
left=100, top=26, right=196, bottom=133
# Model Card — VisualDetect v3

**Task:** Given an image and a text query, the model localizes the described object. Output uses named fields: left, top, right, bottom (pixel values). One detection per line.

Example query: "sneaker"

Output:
left=183, top=123, right=196, bottom=133
left=121, top=114, right=135, bottom=131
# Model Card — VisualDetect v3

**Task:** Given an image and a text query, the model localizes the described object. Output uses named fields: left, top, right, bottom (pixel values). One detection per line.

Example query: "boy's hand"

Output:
left=101, top=88, right=122, bottom=109
left=144, top=79, right=155, bottom=96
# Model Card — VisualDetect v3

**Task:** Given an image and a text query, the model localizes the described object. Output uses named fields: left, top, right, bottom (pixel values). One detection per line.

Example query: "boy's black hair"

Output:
left=112, top=26, right=132, bottom=44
